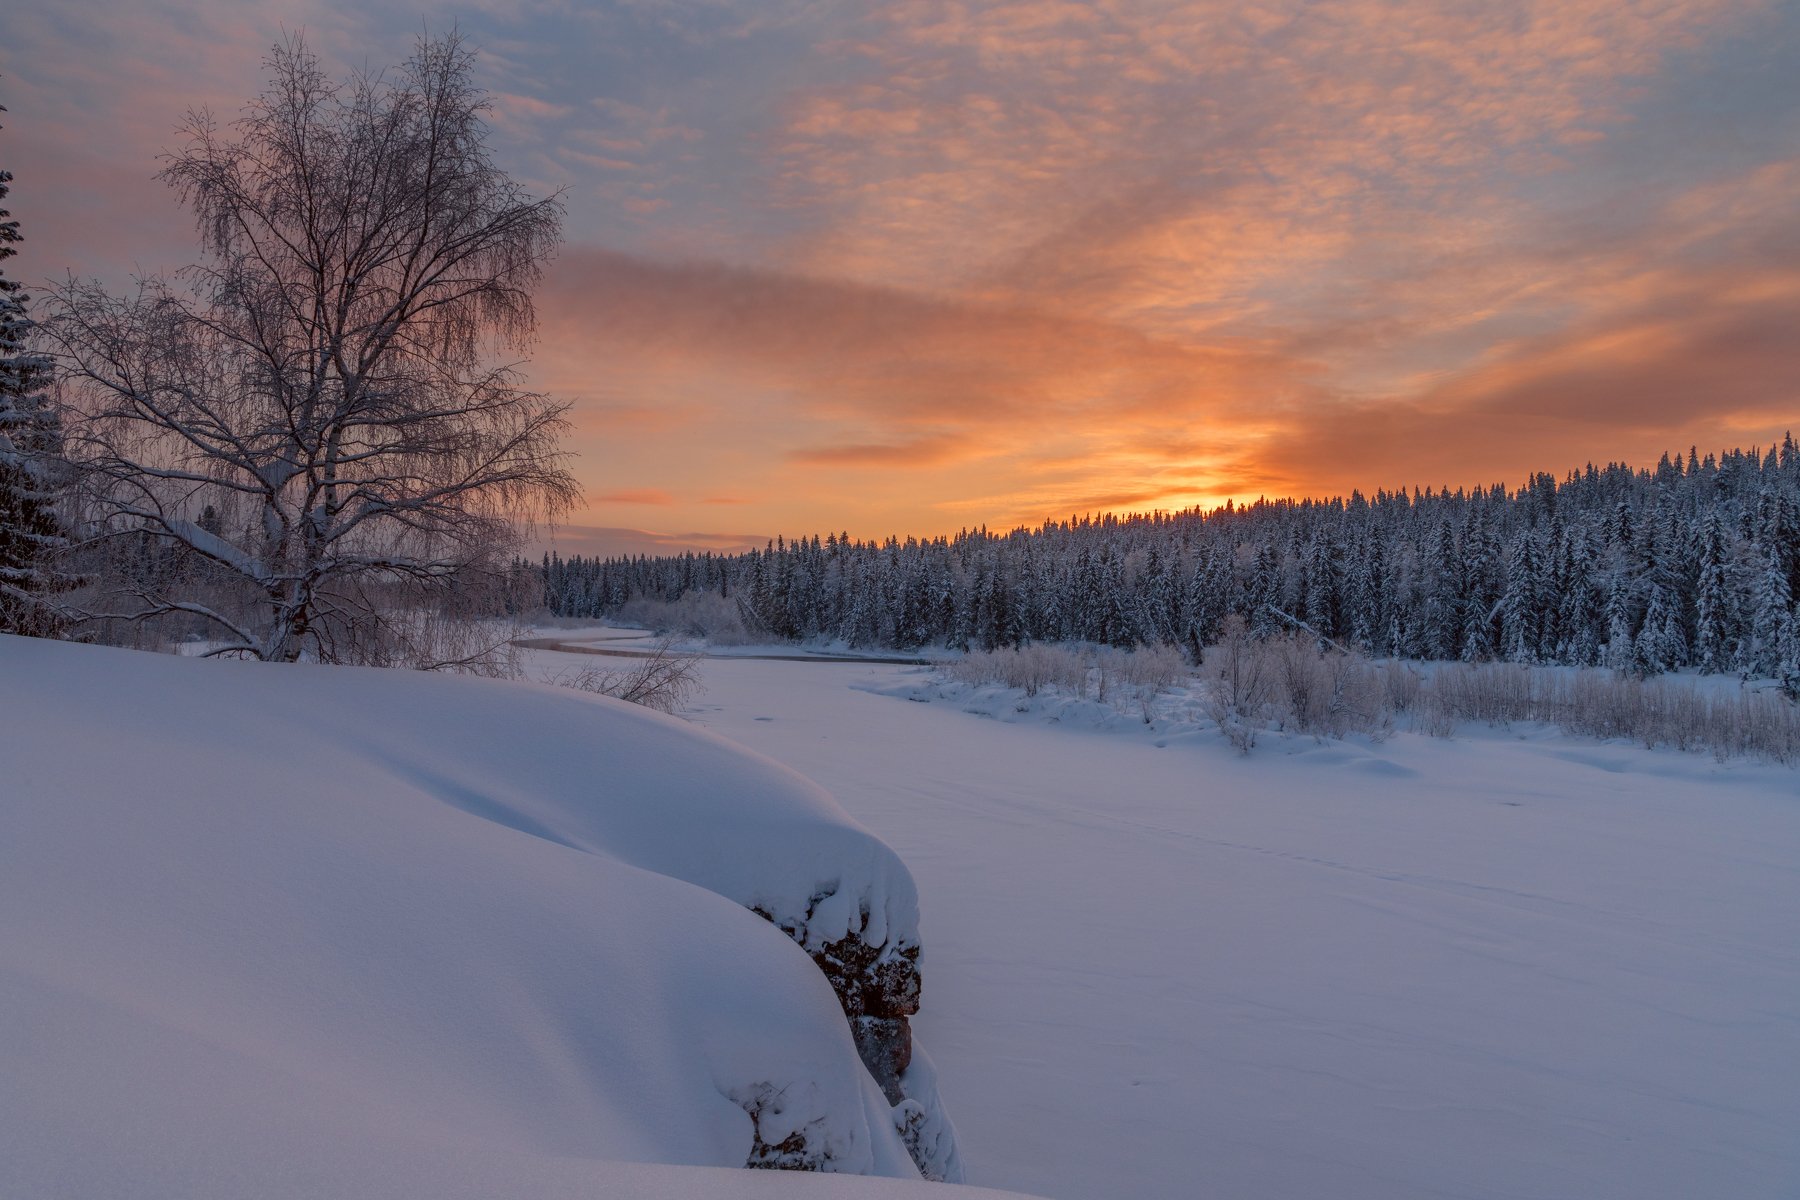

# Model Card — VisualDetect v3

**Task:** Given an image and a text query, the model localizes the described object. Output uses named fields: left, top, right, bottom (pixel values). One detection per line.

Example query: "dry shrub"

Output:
left=549, top=638, right=705, bottom=714
left=1268, top=638, right=1390, bottom=739
left=1380, top=662, right=1423, bottom=714
left=958, top=627, right=1800, bottom=765
left=1414, top=688, right=1459, bottom=739
left=1707, top=690, right=1800, bottom=763
left=1199, top=620, right=1391, bottom=751
left=1202, top=617, right=1272, bottom=753
left=1555, top=672, right=1797, bottom=761
left=1109, top=644, right=1189, bottom=692
left=1421, top=662, right=1535, bottom=726
left=1195, top=625, right=1402, bottom=750
left=947, top=643, right=1092, bottom=697
left=1095, top=643, right=1190, bottom=721
left=949, top=642, right=1191, bottom=725
left=1414, top=663, right=1799, bottom=764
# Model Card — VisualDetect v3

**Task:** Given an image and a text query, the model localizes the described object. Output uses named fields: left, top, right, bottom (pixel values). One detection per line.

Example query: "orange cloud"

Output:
left=591, top=489, right=677, bottom=505
left=788, top=436, right=969, bottom=467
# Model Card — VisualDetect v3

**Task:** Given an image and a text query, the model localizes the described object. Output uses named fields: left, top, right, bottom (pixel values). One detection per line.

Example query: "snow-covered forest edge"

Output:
left=541, top=441, right=1800, bottom=690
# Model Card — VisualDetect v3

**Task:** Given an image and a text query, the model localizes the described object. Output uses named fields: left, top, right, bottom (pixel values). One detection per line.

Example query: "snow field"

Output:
left=650, top=648, right=1800, bottom=1200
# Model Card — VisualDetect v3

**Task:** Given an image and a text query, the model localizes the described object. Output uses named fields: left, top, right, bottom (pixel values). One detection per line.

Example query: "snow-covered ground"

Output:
left=12, top=625, right=1796, bottom=1200
left=1, top=634, right=1028, bottom=1199
left=522, top=629, right=1800, bottom=1200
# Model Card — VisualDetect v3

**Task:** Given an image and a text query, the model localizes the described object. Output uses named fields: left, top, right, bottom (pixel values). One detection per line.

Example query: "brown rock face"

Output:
left=742, top=886, right=961, bottom=1182
left=750, top=905, right=924, bottom=1116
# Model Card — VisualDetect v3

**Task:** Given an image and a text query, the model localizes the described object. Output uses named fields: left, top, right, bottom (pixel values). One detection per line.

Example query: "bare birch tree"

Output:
left=43, top=33, right=578, bottom=663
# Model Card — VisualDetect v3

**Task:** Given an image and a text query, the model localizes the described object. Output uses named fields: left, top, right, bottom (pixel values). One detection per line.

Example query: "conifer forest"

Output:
left=541, top=441, right=1800, bottom=682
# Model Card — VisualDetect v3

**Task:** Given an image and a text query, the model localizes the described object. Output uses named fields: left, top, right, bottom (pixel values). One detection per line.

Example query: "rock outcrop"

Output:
left=752, top=893, right=962, bottom=1183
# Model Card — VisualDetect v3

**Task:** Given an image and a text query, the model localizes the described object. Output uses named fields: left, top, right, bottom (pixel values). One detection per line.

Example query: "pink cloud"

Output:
left=592, top=489, right=677, bottom=505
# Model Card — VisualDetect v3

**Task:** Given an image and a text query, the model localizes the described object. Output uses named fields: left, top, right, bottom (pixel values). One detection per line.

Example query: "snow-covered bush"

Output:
left=1419, top=662, right=1536, bottom=726
left=614, top=591, right=756, bottom=645
left=1413, top=662, right=1800, bottom=763
left=1268, top=637, right=1390, bottom=740
left=1106, top=643, right=1188, bottom=692
left=948, top=643, right=1092, bottom=698
left=1202, top=617, right=1271, bottom=753
left=1379, top=661, right=1423, bottom=714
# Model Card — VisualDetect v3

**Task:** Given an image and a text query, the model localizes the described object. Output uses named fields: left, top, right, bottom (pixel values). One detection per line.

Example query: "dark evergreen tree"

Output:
left=1420, top=521, right=1460, bottom=660
left=1635, top=584, right=1685, bottom=675
left=0, top=102, right=71, bottom=636
left=1559, top=527, right=1603, bottom=666
left=1457, top=513, right=1497, bottom=662
left=1498, top=533, right=1543, bottom=663
left=1301, top=531, right=1341, bottom=642
left=1185, top=544, right=1230, bottom=658
left=1747, top=545, right=1794, bottom=679
left=1247, top=541, right=1282, bottom=637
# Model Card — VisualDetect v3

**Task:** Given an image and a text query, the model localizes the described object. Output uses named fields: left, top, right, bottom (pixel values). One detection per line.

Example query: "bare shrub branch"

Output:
left=1202, top=616, right=1272, bottom=753
left=549, top=639, right=706, bottom=715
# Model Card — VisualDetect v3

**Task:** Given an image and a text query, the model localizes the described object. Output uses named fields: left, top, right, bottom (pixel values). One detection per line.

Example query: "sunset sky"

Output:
left=8, top=0, right=1800, bottom=555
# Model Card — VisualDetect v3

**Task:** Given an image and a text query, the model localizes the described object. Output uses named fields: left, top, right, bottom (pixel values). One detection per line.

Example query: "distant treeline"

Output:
left=536, top=440, right=1800, bottom=681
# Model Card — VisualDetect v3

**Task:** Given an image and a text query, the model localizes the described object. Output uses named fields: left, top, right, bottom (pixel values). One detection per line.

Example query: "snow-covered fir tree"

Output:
left=1746, top=545, right=1793, bottom=679
left=1692, top=512, right=1733, bottom=674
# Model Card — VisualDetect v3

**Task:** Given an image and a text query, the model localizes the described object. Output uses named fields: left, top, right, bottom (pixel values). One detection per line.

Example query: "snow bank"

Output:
left=0, top=635, right=991, bottom=1197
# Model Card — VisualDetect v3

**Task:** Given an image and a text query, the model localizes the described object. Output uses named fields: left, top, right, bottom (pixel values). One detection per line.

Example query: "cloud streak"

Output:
left=591, top=489, right=678, bottom=505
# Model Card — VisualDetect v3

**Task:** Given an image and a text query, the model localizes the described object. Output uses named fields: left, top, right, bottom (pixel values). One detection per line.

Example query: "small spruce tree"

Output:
left=0, top=99, right=71, bottom=636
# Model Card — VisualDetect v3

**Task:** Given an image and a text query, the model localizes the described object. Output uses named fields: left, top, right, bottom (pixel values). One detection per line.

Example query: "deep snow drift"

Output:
left=0, top=635, right=1018, bottom=1199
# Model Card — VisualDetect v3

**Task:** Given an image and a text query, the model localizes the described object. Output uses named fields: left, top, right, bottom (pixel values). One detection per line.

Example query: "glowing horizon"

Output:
left=9, top=0, right=1800, bottom=555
